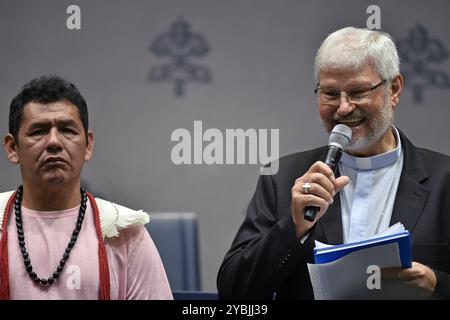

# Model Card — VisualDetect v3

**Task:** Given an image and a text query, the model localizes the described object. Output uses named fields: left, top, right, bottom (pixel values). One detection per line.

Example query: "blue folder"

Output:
left=314, top=231, right=412, bottom=268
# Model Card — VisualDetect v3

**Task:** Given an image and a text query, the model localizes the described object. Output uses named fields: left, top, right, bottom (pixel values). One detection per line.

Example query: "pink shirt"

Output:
left=1, top=200, right=173, bottom=300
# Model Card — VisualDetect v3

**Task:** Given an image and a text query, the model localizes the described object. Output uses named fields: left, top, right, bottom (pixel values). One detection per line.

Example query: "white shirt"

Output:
left=339, top=126, right=403, bottom=243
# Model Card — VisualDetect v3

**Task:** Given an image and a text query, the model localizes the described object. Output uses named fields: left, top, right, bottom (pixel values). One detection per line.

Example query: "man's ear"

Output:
left=389, top=73, right=404, bottom=108
left=4, top=134, right=20, bottom=164
left=84, top=130, right=94, bottom=162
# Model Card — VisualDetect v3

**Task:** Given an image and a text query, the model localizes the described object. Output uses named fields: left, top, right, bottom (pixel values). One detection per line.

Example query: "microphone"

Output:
left=304, top=124, right=352, bottom=222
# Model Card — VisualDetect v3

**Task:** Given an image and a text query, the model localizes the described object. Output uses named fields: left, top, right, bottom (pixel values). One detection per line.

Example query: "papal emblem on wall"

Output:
left=148, top=18, right=212, bottom=97
left=397, top=24, right=450, bottom=103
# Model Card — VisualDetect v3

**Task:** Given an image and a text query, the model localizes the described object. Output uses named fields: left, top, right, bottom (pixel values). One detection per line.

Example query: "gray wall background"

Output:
left=1, top=0, right=449, bottom=291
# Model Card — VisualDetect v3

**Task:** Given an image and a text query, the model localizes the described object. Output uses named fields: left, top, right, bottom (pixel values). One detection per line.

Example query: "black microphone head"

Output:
left=329, top=124, right=352, bottom=149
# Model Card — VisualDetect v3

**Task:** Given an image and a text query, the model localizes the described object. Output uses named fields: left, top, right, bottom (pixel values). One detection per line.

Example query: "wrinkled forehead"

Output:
left=21, top=100, right=83, bottom=126
left=318, top=64, right=381, bottom=87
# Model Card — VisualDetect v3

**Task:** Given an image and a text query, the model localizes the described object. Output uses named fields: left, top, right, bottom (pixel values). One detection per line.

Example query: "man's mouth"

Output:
left=42, top=157, right=67, bottom=166
left=336, top=118, right=366, bottom=128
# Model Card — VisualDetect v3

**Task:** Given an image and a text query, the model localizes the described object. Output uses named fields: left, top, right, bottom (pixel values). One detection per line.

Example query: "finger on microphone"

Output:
left=329, top=174, right=336, bottom=183
left=311, top=161, right=335, bottom=178
left=334, top=176, right=350, bottom=192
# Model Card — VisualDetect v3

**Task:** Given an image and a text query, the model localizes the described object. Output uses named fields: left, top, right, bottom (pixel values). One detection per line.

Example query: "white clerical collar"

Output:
left=340, top=126, right=402, bottom=170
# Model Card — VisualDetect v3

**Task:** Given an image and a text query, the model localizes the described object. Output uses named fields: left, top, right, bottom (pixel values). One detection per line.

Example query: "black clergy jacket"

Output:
left=217, top=130, right=450, bottom=299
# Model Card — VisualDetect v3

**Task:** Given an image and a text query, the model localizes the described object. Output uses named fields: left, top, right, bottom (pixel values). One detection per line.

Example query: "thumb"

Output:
left=334, top=176, right=350, bottom=193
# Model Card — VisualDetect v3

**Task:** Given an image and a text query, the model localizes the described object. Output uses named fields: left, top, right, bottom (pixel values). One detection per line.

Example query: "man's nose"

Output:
left=46, top=128, right=63, bottom=153
left=336, top=93, right=356, bottom=116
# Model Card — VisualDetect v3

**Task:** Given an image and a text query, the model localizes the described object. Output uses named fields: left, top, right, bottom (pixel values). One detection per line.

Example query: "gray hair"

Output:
left=314, top=27, right=400, bottom=83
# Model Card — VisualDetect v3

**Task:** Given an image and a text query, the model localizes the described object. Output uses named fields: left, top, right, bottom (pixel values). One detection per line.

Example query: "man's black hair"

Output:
left=9, top=75, right=89, bottom=140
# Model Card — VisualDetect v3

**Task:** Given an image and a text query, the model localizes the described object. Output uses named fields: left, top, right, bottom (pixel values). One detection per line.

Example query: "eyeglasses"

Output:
left=314, top=80, right=386, bottom=106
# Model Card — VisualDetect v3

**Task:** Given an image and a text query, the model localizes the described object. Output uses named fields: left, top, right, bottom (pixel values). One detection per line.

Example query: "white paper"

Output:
left=314, top=222, right=405, bottom=251
left=308, top=243, right=399, bottom=299
left=375, top=222, right=405, bottom=237
left=307, top=242, right=426, bottom=299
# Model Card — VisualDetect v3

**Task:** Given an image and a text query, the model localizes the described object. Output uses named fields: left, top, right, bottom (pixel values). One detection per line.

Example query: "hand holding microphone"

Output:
left=291, top=125, right=352, bottom=237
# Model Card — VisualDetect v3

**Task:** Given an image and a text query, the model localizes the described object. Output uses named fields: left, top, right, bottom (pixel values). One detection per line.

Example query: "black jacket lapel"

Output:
left=390, top=131, right=430, bottom=233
